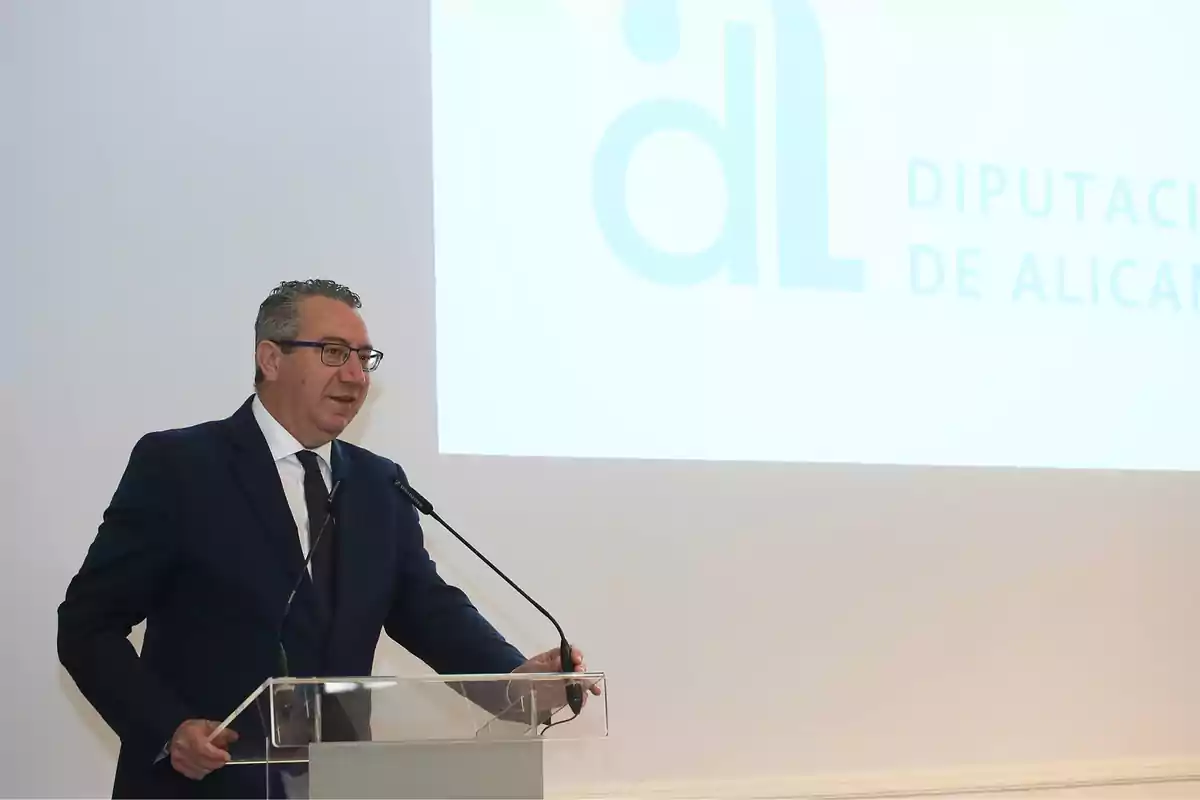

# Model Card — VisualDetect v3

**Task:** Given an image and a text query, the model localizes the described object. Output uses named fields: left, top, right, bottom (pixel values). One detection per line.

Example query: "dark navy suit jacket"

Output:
left=57, top=397, right=525, bottom=798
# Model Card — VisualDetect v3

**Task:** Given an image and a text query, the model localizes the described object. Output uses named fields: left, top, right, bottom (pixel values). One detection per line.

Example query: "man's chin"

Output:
left=319, top=409, right=358, bottom=437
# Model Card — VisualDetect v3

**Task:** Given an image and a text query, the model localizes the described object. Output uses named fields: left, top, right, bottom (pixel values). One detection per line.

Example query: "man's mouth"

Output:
left=329, top=395, right=357, bottom=406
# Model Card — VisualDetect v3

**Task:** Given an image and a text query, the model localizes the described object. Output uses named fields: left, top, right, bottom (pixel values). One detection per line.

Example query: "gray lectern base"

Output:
left=308, top=740, right=544, bottom=799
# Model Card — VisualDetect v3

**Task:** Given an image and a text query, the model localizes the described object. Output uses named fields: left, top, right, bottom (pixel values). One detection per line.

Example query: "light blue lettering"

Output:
left=979, top=164, right=1006, bottom=215
left=956, top=248, right=982, bottom=299
left=622, top=0, right=680, bottom=63
left=955, top=162, right=967, bottom=213
left=593, top=17, right=756, bottom=286
left=594, top=0, right=865, bottom=291
left=1148, top=180, right=1177, bottom=229
left=1148, top=262, right=1182, bottom=311
left=1106, top=178, right=1137, bottom=225
left=908, top=159, right=941, bottom=209
left=773, top=0, right=864, bottom=291
left=1110, top=259, right=1138, bottom=309
left=1019, top=169, right=1052, bottom=218
left=910, top=245, right=944, bottom=295
left=1054, top=256, right=1084, bottom=305
left=1012, top=253, right=1047, bottom=302
left=1063, top=171, right=1095, bottom=222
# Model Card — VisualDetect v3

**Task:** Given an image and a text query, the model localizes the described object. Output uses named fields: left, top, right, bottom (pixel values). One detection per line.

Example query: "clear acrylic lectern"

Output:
left=210, top=672, right=607, bottom=799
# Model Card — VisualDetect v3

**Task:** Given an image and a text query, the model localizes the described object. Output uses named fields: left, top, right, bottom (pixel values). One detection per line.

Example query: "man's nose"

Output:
left=339, top=356, right=368, bottom=384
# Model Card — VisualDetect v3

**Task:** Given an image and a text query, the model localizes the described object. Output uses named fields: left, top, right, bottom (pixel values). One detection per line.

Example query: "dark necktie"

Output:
left=295, top=450, right=336, bottom=605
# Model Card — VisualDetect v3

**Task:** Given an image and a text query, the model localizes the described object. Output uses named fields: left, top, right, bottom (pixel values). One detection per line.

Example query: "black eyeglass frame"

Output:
left=274, top=339, right=384, bottom=372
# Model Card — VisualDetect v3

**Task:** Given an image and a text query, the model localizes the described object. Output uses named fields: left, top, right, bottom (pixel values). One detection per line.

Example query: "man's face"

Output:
left=260, top=296, right=373, bottom=447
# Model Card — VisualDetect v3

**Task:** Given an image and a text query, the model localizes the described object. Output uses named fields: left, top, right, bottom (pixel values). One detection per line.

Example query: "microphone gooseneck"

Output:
left=276, top=479, right=342, bottom=678
left=393, top=471, right=585, bottom=716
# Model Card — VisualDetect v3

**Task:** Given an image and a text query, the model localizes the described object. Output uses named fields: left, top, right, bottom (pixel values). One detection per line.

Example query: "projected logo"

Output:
left=586, top=1, right=1200, bottom=315
left=592, top=0, right=864, bottom=292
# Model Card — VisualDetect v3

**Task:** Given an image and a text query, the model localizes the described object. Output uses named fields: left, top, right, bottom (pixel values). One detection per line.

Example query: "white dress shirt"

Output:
left=252, top=394, right=332, bottom=567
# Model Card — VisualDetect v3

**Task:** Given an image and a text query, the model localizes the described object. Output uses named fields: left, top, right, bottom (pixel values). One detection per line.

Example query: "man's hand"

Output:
left=511, top=645, right=603, bottom=711
left=169, top=719, right=238, bottom=780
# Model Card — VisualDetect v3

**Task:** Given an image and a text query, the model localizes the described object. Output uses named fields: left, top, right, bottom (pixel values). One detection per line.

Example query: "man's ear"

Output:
left=256, top=340, right=282, bottom=382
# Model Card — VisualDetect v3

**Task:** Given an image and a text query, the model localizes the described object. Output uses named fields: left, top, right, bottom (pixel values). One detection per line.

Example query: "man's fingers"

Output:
left=566, top=647, right=602, bottom=695
left=200, top=741, right=232, bottom=764
left=168, top=719, right=237, bottom=781
left=171, top=735, right=231, bottom=779
left=178, top=743, right=228, bottom=775
left=210, top=726, right=239, bottom=747
left=171, top=751, right=219, bottom=781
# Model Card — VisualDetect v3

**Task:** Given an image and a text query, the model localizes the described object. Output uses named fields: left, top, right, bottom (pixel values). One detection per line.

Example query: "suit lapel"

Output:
left=220, top=397, right=328, bottom=635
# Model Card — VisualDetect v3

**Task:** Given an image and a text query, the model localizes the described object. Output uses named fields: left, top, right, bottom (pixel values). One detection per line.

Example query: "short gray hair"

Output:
left=254, top=279, right=362, bottom=385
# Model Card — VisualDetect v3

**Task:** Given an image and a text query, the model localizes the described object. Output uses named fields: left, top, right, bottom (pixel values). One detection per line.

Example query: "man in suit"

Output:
left=57, top=279, right=589, bottom=798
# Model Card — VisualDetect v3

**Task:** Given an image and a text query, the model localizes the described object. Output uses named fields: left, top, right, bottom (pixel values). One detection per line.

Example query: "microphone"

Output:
left=277, top=479, right=342, bottom=678
left=393, top=469, right=585, bottom=716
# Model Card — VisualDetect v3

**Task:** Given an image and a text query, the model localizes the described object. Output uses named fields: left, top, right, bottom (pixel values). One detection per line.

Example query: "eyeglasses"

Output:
left=274, top=339, right=384, bottom=372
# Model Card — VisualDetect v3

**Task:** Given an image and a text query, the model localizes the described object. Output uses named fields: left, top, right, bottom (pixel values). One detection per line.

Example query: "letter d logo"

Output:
left=593, top=0, right=864, bottom=292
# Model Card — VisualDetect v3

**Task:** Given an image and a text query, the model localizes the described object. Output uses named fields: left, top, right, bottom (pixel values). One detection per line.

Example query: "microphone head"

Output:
left=393, top=466, right=434, bottom=515
left=399, top=482, right=433, bottom=515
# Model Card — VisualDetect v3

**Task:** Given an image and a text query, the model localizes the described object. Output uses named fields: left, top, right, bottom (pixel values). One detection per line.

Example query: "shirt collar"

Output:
left=251, top=394, right=333, bottom=468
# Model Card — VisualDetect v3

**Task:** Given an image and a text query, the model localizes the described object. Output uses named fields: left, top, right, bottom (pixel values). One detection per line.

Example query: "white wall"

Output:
left=5, top=1, right=1200, bottom=797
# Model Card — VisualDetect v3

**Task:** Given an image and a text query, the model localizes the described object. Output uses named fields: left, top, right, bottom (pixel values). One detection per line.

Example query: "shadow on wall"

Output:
left=59, top=669, right=119, bottom=760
